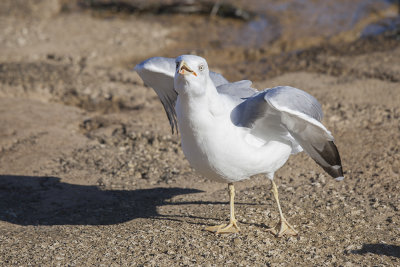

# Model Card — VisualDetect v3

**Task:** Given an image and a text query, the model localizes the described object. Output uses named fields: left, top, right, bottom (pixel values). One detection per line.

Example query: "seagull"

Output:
left=134, top=55, right=343, bottom=236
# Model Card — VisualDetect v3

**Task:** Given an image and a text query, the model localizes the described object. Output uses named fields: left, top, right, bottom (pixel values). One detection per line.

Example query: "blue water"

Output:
left=231, top=0, right=398, bottom=48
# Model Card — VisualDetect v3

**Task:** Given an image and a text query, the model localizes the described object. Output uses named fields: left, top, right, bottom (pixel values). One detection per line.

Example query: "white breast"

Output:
left=175, top=96, right=292, bottom=183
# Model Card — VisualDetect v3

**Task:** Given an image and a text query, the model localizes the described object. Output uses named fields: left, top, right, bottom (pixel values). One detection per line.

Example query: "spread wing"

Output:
left=232, top=86, right=344, bottom=180
left=216, top=80, right=258, bottom=105
left=134, top=57, right=228, bottom=134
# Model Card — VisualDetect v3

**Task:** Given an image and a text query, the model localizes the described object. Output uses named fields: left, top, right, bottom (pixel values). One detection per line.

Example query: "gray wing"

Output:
left=217, top=80, right=257, bottom=98
left=134, top=57, right=178, bottom=133
left=232, top=86, right=343, bottom=180
left=210, top=71, right=229, bottom=87
left=134, top=57, right=229, bottom=134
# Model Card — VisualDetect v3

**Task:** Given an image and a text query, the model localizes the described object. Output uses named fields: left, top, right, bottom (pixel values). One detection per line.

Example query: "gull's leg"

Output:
left=205, top=183, right=240, bottom=234
left=267, top=180, right=298, bottom=237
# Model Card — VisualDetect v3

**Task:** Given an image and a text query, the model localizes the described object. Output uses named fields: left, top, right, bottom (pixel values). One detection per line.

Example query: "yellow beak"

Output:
left=178, top=60, right=197, bottom=77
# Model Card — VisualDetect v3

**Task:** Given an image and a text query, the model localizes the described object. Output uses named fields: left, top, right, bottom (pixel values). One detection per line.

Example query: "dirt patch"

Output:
left=0, top=1, right=399, bottom=266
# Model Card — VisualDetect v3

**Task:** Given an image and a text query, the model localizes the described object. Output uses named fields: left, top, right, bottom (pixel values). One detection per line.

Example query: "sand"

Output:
left=0, top=1, right=399, bottom=265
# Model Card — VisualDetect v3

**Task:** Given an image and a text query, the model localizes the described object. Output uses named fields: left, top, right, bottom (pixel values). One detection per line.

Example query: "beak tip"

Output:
left=179, top=61, right=197, bottom=77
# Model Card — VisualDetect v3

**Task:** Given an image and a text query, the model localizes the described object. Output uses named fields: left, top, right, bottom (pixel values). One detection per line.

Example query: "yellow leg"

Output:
left=205, top=183, right=240, bottom=234
left=267, top=180, right=298, bottom=237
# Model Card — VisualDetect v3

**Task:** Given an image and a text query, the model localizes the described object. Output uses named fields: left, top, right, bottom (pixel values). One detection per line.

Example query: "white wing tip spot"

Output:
left=335, top=176, right=344, bottom=181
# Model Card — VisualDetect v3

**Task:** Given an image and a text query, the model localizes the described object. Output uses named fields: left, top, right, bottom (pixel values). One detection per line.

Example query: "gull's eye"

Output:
left=176, top=62, right=179, bottom=69
left=199, top=64, right=204, bottom=71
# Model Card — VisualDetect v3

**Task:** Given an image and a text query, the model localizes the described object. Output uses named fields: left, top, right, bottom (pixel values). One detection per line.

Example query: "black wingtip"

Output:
left=312, top=141, right=344, bottom=180
left=319, top=162, right=344, bottom=180
left=160, top=98, right=179, bottom=136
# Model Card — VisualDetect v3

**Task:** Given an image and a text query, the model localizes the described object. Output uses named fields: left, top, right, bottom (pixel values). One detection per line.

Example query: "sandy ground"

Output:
left=0, top=1, right=399, bottom=266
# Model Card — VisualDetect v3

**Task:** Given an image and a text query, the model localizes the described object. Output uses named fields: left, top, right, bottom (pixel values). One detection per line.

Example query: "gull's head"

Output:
left=174, top=55, right=209, bottom=96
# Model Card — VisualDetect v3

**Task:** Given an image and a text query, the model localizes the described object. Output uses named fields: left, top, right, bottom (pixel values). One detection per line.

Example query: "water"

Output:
left=232, top=0, right=398, bottom=48
left=154, top=0, right=398, bottom=57
left=89, top=0, right=398, bottom=56
left=361, top=16, right=400, bottom=37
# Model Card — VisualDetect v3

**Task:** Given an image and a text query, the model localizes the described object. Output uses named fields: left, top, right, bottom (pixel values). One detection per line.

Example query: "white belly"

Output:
left=177, top=100, right=292, bottom=183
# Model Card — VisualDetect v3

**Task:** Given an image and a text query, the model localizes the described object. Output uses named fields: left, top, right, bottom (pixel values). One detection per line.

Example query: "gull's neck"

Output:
left=178, top=77, right=224, bottom=119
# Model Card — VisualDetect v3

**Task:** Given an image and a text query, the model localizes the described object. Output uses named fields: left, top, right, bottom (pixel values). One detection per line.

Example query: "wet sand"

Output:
left=0, top=1, right=399, bottom=265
